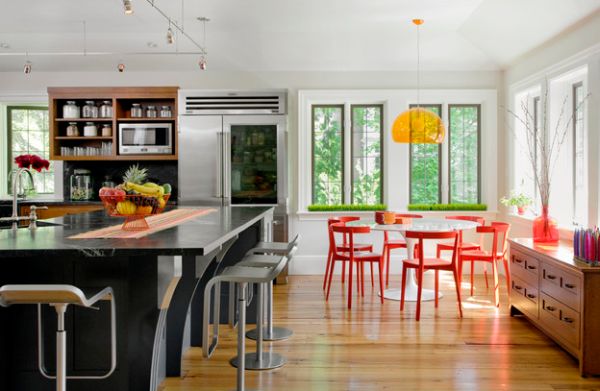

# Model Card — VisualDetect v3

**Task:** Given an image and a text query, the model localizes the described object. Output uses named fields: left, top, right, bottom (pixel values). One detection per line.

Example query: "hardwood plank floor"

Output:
left=161, top=274, right=600, bottom=391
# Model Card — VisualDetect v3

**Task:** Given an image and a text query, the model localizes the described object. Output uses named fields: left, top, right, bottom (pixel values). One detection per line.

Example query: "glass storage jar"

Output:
left=66, top=122, right=79, bottom=137
left=146, top=105, right=157, bottom=118
left=101, top=124, right=112, bottom=137
left=62, top=101, right=80, bottom=119
left=99, top=100, right=113, bottom=118
left=70, top=169, right=94, bottom=201
left=82, top=101, right=98, bottom=118
left=131, top=103, right=143, bottom=118
left=83, top=122, right=98, bottom=137
left=159, top=105, right=172, bottom=118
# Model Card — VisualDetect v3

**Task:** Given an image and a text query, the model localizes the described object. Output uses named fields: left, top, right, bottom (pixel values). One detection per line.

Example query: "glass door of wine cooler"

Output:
left=225, top=115, right=286, bottom=206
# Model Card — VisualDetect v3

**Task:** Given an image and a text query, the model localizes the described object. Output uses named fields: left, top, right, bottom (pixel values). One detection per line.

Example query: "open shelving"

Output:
left=48, top=86, right=179, bottom=161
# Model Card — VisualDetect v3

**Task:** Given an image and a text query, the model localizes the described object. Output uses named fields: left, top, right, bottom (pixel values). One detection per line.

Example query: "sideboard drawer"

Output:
left=511, top=276, right=539, bottom=319
left=511, top=250, right=539, bottom=285
left=541, top=263, right=581, bottom=312
left=540, top=293, right=580, bottom=351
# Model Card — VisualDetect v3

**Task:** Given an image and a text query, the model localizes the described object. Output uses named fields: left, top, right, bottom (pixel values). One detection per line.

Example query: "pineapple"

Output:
left=122, top=164, right=148, bottom=185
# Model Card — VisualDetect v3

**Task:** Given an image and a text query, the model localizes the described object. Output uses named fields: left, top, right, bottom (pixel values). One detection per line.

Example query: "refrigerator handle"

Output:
left=215, top=132, right=223, bottom=198
left=223, top=131, right=231, bottom=199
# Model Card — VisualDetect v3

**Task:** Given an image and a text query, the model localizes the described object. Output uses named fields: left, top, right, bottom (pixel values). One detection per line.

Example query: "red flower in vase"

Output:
left=15, top=154, right=50, bottom=172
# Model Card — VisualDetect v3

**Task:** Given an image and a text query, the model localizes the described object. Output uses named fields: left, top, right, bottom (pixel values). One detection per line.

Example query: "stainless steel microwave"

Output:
left=118, top=123, right=173, bottom=155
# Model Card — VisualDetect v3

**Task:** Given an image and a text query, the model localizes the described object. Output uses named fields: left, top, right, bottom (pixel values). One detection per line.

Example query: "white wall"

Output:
left=500, top=11, right=600, bottom=239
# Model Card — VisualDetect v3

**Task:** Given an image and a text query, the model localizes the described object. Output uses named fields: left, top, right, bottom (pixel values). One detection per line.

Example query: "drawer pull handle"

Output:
left=563, top=317, right=574, bottom=324
left=565, top=283, right=576, bottom=289
left=514, top=285, right=523, bottom=290
left=546, top=274, right=557, bottom=280
left=526, top=294, right=536, bottom=299
left=527, top=265, right=537, bottom=270
left=545, top=305, right=556, bottom=312
left=514, top=258, right=523, bottom=264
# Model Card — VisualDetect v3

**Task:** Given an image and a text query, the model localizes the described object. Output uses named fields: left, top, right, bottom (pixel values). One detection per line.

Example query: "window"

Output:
left=311, top=103, right=383, bottom=205
left=449, top=105, right=480, bottom=204
left=409, top=104, right=442, bottom=204
left=6, top=106, right=54, bottom=194
left=351, top=105, right=382, bottom=204
left=573, top=82, right=585, bottom=224
left=312, top=105, right=343, bottom=204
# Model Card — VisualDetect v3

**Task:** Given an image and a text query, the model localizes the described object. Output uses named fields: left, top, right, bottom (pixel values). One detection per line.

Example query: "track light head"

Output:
left=199, top=56, right=207, bottom=70
left=166, top=27, right=174, bottom=45
left=23, top=61, right=32, bottom=74
left=123, top=0, right=133, bottom=15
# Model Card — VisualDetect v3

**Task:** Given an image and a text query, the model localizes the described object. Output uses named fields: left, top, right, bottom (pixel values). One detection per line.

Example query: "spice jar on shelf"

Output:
left=146, top=105, right=157, bottom=118
left=159, top=105, right=172, bottom=118
left=101, top=124, right=112, bottom=137
left=99, top=100, right=113, bottom=118
left=82, top=101, right=98, bottom=118
left=131, top=103, right=143, bottom=118
left=62, top=101, right=80, bottom=119
left=83, top=122, right=98, bottom=137
left=66, top=122, right=79, bottom=137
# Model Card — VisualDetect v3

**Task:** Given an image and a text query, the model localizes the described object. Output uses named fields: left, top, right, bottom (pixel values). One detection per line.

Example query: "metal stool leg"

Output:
left=232, top=283, right=286, bottom=370
left=246, top=280, right=293, bottom=341
left=54, top=304, right=68, bottom=391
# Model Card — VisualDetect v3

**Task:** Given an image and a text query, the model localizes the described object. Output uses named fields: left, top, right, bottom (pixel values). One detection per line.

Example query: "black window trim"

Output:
left=448, top=104, right=481, bottom=204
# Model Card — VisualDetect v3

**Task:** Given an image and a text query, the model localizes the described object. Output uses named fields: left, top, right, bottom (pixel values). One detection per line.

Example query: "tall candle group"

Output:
left=574, top=227, right=600, bottom=264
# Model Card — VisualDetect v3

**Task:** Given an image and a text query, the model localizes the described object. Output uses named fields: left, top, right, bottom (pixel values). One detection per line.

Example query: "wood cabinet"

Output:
left=19, top=204, right=103, bottom=220
left=509, top=238, right=600, bottom=376
left=48, top=87, right=178, bottom=161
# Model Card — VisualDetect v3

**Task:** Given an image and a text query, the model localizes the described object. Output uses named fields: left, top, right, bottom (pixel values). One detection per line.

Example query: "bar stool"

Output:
left=0, top=284, right=117, bottom=391
left=244, top=234, right=299, bottom=342
left=203, top=256, right=288, bottom=391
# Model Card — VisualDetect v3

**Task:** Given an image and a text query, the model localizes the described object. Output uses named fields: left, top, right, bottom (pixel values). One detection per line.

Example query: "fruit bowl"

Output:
left=100, top=194, right=171, bottom=231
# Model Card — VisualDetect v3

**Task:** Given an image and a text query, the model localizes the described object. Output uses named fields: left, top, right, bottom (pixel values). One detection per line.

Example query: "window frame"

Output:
left=448, top=103, right=481, bottom=204
left=311, top=104, right=345, bottom=204
left=349, top=104, right=384, bottom=205
left=408, top=104, right=443, bottom=204
left=6, top=105, right=54, bottom=195
left=572, top=81, right=584, bottom=224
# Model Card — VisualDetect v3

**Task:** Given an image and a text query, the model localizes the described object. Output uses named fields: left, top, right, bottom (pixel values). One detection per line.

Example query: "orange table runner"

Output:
left=68, top=208, right=217, bottom=239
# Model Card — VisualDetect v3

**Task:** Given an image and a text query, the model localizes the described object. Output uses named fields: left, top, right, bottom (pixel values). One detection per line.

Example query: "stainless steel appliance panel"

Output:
left=178, top=115, right=224, bottom=204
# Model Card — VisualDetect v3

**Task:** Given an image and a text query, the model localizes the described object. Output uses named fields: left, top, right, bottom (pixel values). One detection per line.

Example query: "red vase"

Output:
left=533, top=206, right=559, bottom=244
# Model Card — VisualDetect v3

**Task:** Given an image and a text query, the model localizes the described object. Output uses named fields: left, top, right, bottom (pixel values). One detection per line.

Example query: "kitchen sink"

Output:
left=0, top=220, right=62, bottom=230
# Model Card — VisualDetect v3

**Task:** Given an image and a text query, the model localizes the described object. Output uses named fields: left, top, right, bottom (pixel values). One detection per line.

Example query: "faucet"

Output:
left=0, top=168, right=35, bottom=223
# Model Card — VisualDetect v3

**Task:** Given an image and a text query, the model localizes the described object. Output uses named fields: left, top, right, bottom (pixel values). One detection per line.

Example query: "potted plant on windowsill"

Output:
left=500, top=191, right=532, bottom=216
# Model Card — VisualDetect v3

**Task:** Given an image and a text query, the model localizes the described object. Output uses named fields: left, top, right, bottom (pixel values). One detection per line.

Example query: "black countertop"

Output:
left=0, top=206, right=272, bottom=258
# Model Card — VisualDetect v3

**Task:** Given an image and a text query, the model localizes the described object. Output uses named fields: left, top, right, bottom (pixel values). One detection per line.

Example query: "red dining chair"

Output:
left=400, top=230, right=462, bottom=321
left=436, top=216, right=487, bottom=288
left=382, top=213, right=423, bottom=287
left=326, top=223, right=384, bottom=309
left=322, top=217, right=374, bottom=291
left=459, top=222, right=511, bottom=307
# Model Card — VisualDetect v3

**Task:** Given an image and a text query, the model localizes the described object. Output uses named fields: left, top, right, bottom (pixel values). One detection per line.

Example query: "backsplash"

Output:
left=63, top=161, right=178, bottom=202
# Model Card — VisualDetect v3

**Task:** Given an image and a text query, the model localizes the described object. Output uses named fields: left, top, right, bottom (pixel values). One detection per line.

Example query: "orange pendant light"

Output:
left=392, top=19, right=445, bottom=144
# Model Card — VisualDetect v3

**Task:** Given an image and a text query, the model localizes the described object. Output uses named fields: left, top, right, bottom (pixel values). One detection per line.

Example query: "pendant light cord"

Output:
left=416, top=21, right=420, bottom=109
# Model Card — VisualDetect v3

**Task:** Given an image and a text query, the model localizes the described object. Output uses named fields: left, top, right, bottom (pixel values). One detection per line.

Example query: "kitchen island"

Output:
left=0, top=206, right=273, bottom=391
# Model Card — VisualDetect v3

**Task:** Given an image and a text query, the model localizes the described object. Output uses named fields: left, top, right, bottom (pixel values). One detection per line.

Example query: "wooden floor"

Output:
left=161, top=274, right=600, bottom=391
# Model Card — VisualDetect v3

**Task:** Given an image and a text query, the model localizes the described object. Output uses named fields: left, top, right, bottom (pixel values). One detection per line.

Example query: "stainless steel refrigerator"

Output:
left=178, top=90, right=289, bottom=241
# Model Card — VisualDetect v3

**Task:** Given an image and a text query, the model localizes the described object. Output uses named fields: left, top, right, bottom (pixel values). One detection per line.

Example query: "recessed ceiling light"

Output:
left=147, top=42, right=158, bottom=48
left=0, top=43, right=10, bottom=49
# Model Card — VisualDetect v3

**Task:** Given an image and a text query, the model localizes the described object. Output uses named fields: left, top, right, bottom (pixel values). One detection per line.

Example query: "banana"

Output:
left=126, top=182, right=164, bottom=196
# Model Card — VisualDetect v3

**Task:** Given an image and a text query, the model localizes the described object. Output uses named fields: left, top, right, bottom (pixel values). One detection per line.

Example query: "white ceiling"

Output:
left=0, top=0, right=598, bottom=72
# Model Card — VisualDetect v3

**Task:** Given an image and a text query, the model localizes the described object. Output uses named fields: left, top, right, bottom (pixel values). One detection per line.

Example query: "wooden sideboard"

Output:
left=509, top=238, right=600, bottom=376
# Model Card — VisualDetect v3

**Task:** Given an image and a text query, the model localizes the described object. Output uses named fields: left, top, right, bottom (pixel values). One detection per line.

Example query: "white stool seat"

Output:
left=0, top=284, right=113, bottom=308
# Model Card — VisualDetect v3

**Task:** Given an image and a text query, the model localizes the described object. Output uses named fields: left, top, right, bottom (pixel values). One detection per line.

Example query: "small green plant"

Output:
left=308, top=204, right=387, bottom=212
left=407, top=203, right=487, bottom=211
left=500, top=191, right=532, bottom=208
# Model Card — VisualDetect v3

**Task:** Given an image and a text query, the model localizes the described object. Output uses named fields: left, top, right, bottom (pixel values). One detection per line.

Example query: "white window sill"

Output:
left=505, top=212, right=575, bottom=240
left=296, top=209, right=499, bottom=221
